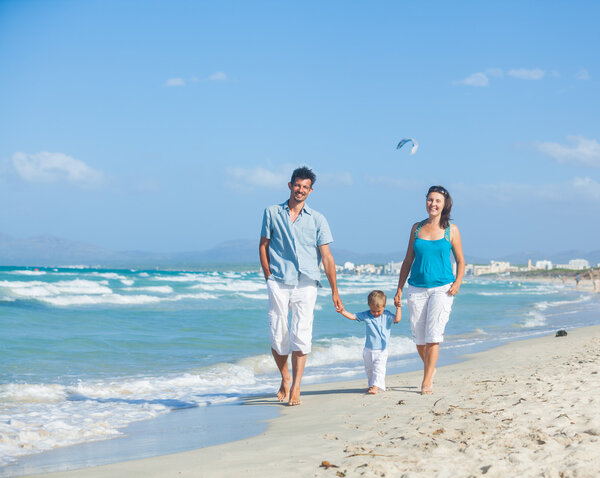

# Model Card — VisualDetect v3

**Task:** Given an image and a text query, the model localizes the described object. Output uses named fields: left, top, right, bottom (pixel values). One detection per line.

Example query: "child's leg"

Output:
left=370, top=349, right=388, bottom=391
left=362, top=348, right=374, bottom=388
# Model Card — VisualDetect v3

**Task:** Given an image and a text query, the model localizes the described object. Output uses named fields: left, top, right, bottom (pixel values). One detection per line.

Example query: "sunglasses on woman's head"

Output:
left=428, top=186, right=448, bottom=196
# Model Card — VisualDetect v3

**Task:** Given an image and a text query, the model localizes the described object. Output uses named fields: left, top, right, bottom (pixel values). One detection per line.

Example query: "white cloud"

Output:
left=165, top=78, right=186, bottom=87
left=225, top=166, right=352, bottom=190
left=507, top=68, right=545, bottom=80
left=367, top=176, right=424, bottom=190
left=485, top=68, right=504, bottom=78
left=455, top=72, right=489, bottom=87
left=536, top=135, right=600, bottom=168
left=575, top=68, right=590, bottom=81
left=208, top=72, right=228, bottom=81
left=319, top=172, right=353, bottom=186
left=570, top=177, right=600, bottom=200
left=225, top=166, right=290, bottom=190
left=454, top=177, right=600, bottom=203
left=11, top=152, right=104, bottom=187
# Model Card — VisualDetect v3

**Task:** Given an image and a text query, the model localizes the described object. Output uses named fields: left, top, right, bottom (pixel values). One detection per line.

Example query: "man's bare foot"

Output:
left=367, top=386, right=379, bottom=394
left=288, top=387, right=302, bottom=406
left=276, top=375, right=291, bottom=402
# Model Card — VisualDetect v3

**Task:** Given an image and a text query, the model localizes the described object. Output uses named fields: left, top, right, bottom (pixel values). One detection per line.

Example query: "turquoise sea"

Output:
left=1, top=265, right=599, bottom=474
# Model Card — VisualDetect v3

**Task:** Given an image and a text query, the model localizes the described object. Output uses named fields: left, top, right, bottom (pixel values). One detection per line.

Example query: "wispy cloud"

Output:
left=225, top=166, right=352, bottom=190
left=536, top=135, right=600, bottom=168
left=208, top=72, right=228, bottom=81
left=164, top=78, right=186, bottom=87
left=11, top=152, right=104, bottom=187
left=456, top=67, right=551, bottom=86
left=319, top=172, right=353, bottom=186
left=165, top=72, right=228, bottom=86
left=575, top=68, right=590, bottom=81
left=507, top=68, right=545, bottom=80
left=454, top=177, right=600, bottom=203
left=485, top=68, right=504, bottom=78
left=225, top=166, right=291, bottom=190
left=455, top=72, right=489, bottom=87
left=367, top=176, right=424, bottom=190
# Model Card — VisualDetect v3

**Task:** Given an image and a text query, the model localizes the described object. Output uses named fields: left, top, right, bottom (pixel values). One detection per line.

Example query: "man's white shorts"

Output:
left=406, top=283, right=454, bottom=345
left=266, top=275, right=318, bottom=355
left=363, top=347, right=388, bottom=390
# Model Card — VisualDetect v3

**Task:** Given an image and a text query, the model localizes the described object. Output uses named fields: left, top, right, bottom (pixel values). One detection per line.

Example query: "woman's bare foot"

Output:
left=277, top=375, right=291, bottom=402
left=367, top=386, right=379, bottom=394
left=421, top=382, right=433, bottom=395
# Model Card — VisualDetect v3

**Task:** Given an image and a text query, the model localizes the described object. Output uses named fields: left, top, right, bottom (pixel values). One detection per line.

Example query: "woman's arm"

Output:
left=394, top=223, right=418, bottom=307
left=448, top=224, right=465, bottom=296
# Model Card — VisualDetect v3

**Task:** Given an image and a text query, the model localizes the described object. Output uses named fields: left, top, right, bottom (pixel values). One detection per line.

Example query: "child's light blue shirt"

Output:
left=355, top=309, right=396, bottom=350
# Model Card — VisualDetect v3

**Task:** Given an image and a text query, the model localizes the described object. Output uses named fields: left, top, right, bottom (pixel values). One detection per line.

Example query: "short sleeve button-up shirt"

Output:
left=261, top=201, right=333, bottom=286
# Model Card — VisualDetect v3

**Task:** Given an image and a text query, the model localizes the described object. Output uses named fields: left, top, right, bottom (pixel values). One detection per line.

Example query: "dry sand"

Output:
left=26, top=326, right=600, bottom=478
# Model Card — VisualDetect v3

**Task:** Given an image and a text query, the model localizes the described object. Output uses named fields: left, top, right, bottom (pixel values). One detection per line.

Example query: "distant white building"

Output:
left=568, top=259, right=590, bottom=270
left=355, top=263, right=382, bottom=275
left=384, top=261, right=402, bottom=275
left=535, top=260, right=553, bottom=270
left=474, top=260, right=511, bottom=276
left=490, top=261, right=511, bottom=273
left=554, top=259, right=590, bottom=270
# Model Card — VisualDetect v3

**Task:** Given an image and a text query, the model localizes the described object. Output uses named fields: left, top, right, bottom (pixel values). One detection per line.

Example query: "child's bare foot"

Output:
left=367, top=386, right=379, bottom=394
left=421, top=382, right=433, bottom=395
left=288, top=386, right=302, bottom=406
left=277, top=375, right=291, bottom=402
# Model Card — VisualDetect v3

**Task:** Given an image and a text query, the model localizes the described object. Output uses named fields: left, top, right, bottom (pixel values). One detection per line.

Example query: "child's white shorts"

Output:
left=363, top=347, right=388, bottom=390
left=406, top=283, right=454, bottom=345
left=266, top=275, right=318, bottom=355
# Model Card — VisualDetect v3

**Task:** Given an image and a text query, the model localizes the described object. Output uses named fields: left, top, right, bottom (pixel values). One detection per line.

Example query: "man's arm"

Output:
left=318, top=243, right=343, bottom=312
left=259, top=236, right=271, bottom=280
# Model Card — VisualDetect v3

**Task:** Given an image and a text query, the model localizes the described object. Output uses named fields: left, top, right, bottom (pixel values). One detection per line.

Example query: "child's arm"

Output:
left=337, top=305, right=357, bottom=321
left=393, top=305, right=402, bottom=323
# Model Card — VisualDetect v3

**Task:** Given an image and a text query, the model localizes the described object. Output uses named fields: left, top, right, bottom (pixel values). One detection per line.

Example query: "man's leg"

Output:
left=289, top=351, right=306, bottom=405
left=266, top=278, right=292, bottom=401
left=287, top=277, right=318, bottom=406
left=271, top=348, right=291, bottom=402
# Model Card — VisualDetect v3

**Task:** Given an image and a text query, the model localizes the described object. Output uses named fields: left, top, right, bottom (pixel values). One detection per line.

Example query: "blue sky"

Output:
left=1, top=0, right=599, bottom=259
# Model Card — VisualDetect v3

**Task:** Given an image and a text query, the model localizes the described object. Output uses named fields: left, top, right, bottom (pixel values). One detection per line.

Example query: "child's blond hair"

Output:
left=367, top=290, right=386, bottom=308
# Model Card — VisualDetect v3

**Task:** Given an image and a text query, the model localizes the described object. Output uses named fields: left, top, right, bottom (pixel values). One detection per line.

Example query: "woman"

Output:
left=394, top=185, right=465, bottom=395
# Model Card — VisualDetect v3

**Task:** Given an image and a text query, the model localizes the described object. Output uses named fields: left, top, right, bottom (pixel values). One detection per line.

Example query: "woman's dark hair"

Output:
left=427, top=185, right=452, bottom=229
left=291, top=166, right=316, bottom=187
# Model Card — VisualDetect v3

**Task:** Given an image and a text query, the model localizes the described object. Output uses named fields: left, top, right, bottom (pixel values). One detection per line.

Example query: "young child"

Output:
left=338, top=290, right=401, bottom=394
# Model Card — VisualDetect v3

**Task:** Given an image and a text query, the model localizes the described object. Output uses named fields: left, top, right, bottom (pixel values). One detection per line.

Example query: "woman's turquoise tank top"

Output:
left=407, top=221, right=455, bottom=288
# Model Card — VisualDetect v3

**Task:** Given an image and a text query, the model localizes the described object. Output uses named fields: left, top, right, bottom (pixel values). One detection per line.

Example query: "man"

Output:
left=259, top=166, right=343, bottom=406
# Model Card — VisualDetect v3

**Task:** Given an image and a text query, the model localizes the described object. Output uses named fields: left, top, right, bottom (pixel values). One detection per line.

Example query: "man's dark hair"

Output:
left=290, top=166, right=316, bottom=187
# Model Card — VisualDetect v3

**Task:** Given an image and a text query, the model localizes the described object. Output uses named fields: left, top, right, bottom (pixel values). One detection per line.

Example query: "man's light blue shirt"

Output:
left=355, top=310, right=396, bottom=350
left=261, top=201, right=333, bottom=286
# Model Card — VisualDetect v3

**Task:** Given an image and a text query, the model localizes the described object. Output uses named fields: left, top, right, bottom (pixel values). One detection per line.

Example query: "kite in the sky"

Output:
left=396, top=138, right=419, bottom=155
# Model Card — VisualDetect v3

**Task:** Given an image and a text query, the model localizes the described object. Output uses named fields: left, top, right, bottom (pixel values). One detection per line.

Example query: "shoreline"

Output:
left=15, top=323, right=600, bottom=478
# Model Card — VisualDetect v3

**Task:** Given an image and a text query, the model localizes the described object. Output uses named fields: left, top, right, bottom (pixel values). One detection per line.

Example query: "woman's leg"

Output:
left=421, top=343, right=439, bottom=394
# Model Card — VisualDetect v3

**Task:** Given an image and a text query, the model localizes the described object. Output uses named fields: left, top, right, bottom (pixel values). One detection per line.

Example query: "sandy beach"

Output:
left=18, top=324, right=599, bottom=478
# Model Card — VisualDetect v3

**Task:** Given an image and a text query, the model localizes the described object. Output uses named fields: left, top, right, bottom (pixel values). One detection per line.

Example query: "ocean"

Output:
left=1, top=265, right=598, bottom=473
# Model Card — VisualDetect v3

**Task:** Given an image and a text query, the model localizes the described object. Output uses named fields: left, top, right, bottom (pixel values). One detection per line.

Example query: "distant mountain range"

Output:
left=0, top=232, right=598, bottom=269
